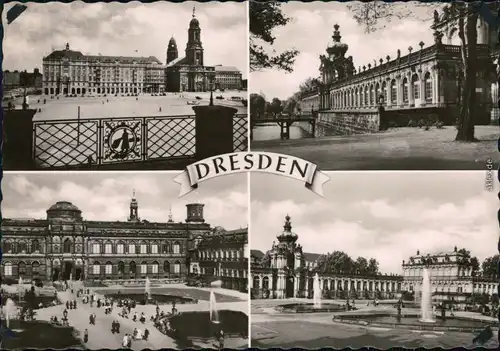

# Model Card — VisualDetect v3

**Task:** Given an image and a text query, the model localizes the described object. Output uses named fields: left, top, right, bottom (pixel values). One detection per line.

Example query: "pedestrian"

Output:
left=127, top=334, right=132, bottom=348
left=63, top=309, right=68, bottom=319
left=144, top=328, right=149, bottom=341
left=84, top=329, right=89, bottom=343
left=89, top=313, right=93, bottom=325
left=66, top=301, right=70, bottom=309
left=116, top=320, right=121, bottom=334
left=133, top=312, right=137, bottom=322
left=111, top=321, right=116, bottom=334
left=122, top=334, right=128, bottom=347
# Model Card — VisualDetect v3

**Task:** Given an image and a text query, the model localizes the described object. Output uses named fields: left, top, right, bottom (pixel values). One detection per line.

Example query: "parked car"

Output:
left=195, top=96, right=202, bottom=100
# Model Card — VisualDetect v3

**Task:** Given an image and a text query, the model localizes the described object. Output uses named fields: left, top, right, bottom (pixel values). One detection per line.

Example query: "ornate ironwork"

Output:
left=33, top=114, right=248, bottom=168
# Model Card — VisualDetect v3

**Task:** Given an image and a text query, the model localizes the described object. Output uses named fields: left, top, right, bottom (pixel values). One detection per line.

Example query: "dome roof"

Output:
left=47, top=201, right=80, bottom=212
left=169, top=37, right=176, bottom=45
left=190, top=17, right=199, bottom=28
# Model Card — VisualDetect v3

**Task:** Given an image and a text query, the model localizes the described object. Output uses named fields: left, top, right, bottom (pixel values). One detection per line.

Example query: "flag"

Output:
left=6, top=4, right=28, bottom=24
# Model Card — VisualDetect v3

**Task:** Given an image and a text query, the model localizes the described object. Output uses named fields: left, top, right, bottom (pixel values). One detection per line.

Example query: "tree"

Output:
left=269, top=97, right=283, bottom=116
left=250, top=93, right=266, bottom=117
left=347, top=1, right=491, bottom=142
left=367, top=258, right=379, bottom=275
left=249, top=1, right=299, bottom=73
left=482, top=254, right=499, bottom=279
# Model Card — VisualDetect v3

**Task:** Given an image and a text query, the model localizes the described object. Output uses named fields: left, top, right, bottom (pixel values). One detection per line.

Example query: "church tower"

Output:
left=166, top=36, right=178, bottom=64
left=185, top=6, right=204, bottom=66
left=128, top=190, right=140, bottom=222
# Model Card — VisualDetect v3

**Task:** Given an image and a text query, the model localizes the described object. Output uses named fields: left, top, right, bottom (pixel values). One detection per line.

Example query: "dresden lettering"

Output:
left=173, top=152, right=330, bottom=198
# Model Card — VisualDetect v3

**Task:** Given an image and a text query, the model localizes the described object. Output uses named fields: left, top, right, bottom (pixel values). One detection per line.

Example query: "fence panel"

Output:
left=233, top=114, right=248, bottom=152
left=146, top=116, right=196, bottom=160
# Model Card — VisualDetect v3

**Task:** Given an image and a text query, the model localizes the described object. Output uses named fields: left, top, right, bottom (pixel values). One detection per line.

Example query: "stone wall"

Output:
left=308, top=110, right=381, bottom=137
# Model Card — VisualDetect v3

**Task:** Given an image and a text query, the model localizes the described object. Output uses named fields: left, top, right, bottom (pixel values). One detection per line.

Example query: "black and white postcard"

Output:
left=0, top=172, right=249, bottom=349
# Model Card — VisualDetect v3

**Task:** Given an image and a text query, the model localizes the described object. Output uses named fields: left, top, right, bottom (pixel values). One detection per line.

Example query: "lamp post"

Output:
left=209, top=75, right=215, bottom=106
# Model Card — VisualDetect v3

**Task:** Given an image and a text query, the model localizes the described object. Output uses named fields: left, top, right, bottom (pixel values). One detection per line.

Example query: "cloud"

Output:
left=3, top=172, right=248, bottom=230
left=3, top=1, right=247, bottom=78
left=251, top=171, right=497, bottom=274
left=251, top=2, right=448, bottom=99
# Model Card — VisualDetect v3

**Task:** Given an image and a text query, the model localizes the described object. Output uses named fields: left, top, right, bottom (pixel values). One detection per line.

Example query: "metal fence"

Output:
left=33, top=114, right=248, bottom=168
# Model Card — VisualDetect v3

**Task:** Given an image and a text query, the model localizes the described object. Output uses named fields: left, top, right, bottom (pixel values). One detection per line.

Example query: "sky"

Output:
left=2, top=172, right=248, bottom=230
left=3, top=1, right=248, bottom=78
left=251, top=2, right=449, bottom=100
left=251, top=172, right=498, bottom=275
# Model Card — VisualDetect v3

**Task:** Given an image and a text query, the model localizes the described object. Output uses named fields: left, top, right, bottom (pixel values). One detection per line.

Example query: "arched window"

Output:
left=370, top=85, right=375, bottom=105
left=31, top=239, right=40, bottom=253
left=18, top=261, right=26, bottom=276
left=116, top=242, right=125, bottom=254
left=162, top=243, right=170, bottom=254
left=140, top=261, right=147, bottom=274
left=402, top=78, right=409, bottom=103
left=117, top=261, right=125, bottom=275
left=375, top=83, right=380, bottom=103
left=140, top=241, right=147, bottom=254
left=32, top=261, right=40, bottom=277
left=92, top=261, right=100, bottom=275
left=164, top=261, right=170, bottom=274
left=382, top=81, right=388, bottom=103
left=105, top=261, right=113, bottom=275
left=152, top=261, right=159, bottom=275
left=129, top=261, right=137, bottom=274
left=424, top=72, right=432, bottom=101
left=262, top=276, right=269, bottom=290
left=151, top=243, right=158, bottom=254
left=3, top=241, right=12, bottom=254
left=253, top=276, right=260, bottom=289
left=360, top=87, right=364, bottom=106
left=173, top=260, right=181, bottom=274
left=173, top=242, right=181, bottom=254
left=4, top=262, right=12, bottom=276
left=63, top=238, right=72, bottom=254
left=390, top=79, right=397, bottom=103
left=104, top=241, right=113, bottom=254
left=412, top=74, right=420, bottom=100
left=18, top=241, right=27, bottom=253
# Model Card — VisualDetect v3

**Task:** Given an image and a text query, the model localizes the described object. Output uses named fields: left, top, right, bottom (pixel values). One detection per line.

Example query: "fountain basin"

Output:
left=332, top=313, right=498, bottom=332
left=277, top=302, right=345, bottom=313
left=168, top=310, right=248, bottom=338
left=105, top=293, right=197, bottom=305
left=2, top=320, right=82, bottom=349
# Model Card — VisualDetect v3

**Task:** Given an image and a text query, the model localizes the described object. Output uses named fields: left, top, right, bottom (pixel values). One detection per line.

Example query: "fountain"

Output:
left=145, top=277, right=151, bottom=300
left=209, top=290, right=219, bottom=324
left=419, top=268, right=435, bottom=323
left=313, top=273, right=322, bottom=308
left=4, top=298, right=17, bottom=328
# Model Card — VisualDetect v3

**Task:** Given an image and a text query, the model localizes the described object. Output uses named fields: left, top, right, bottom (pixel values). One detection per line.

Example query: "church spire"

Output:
left=192, top=6, right=196, bottom=18
left=168, top=205, right=173, bottom=222
left=128, top=190, right=139, bottom=222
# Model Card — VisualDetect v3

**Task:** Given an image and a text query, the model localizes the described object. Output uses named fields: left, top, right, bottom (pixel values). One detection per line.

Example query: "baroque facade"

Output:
left=297, top=16, right=496, bottom=130
left=42, top=44, right=166, bottom=96
left=165, top=9, right=242, bottom=92
left=402, top=248, right=497, bottom=308
left=190, top=227, right=249, bottom=292
left=250, top=215, right=402, bottom=300
left=251, top=216, right=496, bottom=308
left=1, top=195, right=239, bottom=283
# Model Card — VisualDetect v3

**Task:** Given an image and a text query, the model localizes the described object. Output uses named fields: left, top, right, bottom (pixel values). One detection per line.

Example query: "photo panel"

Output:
left=249, top=1, right=498, bottom=170
left=3, top=1, right=248, bottom=171
left=1, top=172, right=249, bottom=349
left=250, top=171, right=498, bottom=348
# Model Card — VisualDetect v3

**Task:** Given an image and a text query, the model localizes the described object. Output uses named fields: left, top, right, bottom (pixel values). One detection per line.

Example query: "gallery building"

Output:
left=1, top=194, right=242, bottom=284
left=251, top=216, right=496, bottom=308
left=298, top=15, right=496, bottom=133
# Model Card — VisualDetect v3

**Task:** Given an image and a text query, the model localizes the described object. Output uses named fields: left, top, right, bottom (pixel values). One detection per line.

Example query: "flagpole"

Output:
left=77, top=106, right=81, bottom=146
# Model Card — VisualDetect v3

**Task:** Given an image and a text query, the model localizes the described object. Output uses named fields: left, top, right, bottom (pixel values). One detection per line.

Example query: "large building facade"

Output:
left=1, top=195, right=242, bottom=284
left=251, top=216, right=495, bottom=309
left=165, top=10, right=242, bottom=92
left=190, top=226, right=249, bottom=292
left=402, top=248, right=497, bottom=309
left=42, top=43, right=166, bottom=96
left=297, top=14, right=496, bottom=132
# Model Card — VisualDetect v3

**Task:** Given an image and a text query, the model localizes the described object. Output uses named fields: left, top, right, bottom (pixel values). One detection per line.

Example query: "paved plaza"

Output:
left=252, top=125, right=499, bottom=170
left=25, top=91, right=247, bottom=121
left=8, top=283, right=248, bottom=349
left=251, top=299, right=499, bottom=349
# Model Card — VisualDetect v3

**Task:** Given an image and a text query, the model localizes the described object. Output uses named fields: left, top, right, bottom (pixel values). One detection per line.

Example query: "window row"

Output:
left=90, top=260, right=182, bottom=275
left=3, top=261, right=41, bottom=276
left=198, top=249, right=242, bottom=260
left=328, top=72, right=433, bottom=109
left=3, top=240, right=42, bottom=254
left=90, top=242, right=182, bottom=255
